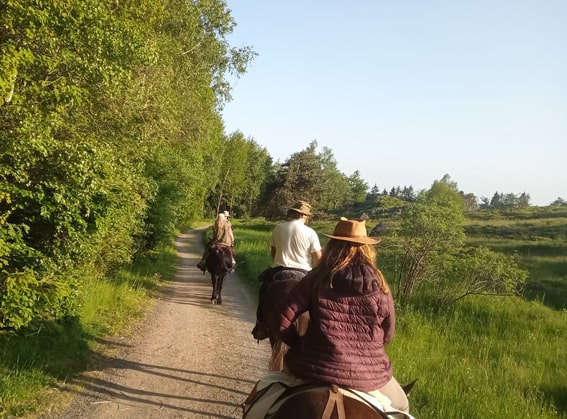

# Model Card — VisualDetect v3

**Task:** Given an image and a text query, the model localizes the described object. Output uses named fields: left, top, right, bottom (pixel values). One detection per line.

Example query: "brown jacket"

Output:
left=213, top=216, right=233, bottom=247
left=277, top=263, right=395, bottom=391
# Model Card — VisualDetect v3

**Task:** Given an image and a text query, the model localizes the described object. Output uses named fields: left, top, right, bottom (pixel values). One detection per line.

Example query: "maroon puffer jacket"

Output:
left=277, top=263, right=395, bottom=392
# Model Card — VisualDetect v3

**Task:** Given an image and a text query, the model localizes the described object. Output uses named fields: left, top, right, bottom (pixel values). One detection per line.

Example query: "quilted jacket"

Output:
left=277, top=263, right=395, bottom=392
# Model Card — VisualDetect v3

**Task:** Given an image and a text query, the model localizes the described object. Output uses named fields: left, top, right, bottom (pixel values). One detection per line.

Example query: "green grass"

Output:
left=389, top=297, right=566, bottom=418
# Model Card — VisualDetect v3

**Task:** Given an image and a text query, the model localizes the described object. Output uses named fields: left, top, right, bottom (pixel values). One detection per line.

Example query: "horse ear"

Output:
left=402, top=379, right=417, bottom=395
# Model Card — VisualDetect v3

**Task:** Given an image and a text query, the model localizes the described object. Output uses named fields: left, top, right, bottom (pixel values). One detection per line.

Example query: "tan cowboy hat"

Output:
left=223, top=210, right=230, bottom=217
left=324, top=217, right=381, bottom=245
left=289, top=200, right=313, bottom=216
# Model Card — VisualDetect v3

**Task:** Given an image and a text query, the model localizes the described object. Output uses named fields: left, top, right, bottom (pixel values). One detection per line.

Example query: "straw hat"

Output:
left=223, top=211, right=230, bottom=217
left=289, top=200, right=313, bottom=216
left=324, top=217, right=381, bottom=245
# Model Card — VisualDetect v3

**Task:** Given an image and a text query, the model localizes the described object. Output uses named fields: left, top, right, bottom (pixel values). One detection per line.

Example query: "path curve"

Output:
left=45, top=227, right=271, bottom=418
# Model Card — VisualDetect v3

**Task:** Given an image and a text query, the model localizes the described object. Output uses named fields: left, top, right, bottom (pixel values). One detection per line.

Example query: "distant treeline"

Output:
left=367, top=186, right=566, bottom=211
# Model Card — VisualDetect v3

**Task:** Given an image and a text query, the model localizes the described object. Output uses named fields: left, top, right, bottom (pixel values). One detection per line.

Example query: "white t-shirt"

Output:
left=270, top=219, right=322, bottom=271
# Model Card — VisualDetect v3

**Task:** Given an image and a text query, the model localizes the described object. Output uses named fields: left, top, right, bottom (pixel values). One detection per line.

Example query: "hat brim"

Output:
left=289, top=208, right=312, bottom=216
left=324, top=234, right=381, bottom=245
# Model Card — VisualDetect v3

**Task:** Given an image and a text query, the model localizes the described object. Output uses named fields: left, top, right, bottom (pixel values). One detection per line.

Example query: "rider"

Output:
left=251, top=200, right=322, bottom=341
left=197, top=211, right=235, bottom=273
left=276, top=217, right=410, bottom=415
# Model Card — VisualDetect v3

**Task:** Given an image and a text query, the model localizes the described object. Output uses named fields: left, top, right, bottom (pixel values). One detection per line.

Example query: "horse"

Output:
left=258, top=269, right=310, bottom=371
left=205, top=243, right=233, bottom=305
left=242, top=378, right=417, bottom=419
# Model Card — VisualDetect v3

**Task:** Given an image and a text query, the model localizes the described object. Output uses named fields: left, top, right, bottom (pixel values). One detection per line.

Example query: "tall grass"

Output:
left=234, top=217, right=567, bottom=418
left=389, top=297, right=566, bottom=418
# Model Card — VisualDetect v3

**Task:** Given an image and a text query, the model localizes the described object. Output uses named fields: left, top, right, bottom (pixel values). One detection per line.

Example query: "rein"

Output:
left=322, top=384, right=345, bottom=419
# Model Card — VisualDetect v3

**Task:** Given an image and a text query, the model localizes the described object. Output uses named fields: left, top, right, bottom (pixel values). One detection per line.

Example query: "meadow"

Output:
left=232, top=208, right=567, bottom=418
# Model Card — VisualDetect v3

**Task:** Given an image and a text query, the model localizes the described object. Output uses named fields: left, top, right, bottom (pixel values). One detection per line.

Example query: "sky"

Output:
left=220, top=1, right=567, bottom=206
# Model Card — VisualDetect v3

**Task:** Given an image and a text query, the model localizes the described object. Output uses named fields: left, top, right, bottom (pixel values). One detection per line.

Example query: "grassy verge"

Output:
left=0, top=231, right=181, bottom=418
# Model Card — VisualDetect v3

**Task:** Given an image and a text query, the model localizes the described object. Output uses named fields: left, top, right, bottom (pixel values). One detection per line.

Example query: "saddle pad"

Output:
left=242, top=371, right=415, bottom=419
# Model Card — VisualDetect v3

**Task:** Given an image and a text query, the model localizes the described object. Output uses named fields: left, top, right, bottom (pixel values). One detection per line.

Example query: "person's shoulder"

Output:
left=305, top=225, right=319, bottom=235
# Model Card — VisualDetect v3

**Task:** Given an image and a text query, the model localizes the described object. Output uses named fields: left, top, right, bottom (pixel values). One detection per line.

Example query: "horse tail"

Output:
left=402, top=379, right=417, bottom=395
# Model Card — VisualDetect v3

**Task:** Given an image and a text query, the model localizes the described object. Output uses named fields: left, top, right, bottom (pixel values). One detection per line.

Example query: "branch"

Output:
left=3, top=73, right=16, bottom=105
left=182, top=42, right=202, bottom=55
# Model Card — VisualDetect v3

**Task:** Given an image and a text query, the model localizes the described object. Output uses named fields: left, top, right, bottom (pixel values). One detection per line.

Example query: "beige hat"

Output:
left=324, top=217, right=381, bottom=245
left=289, top=200, right=313, bottom=216
left=223, top=211, right=230, bottom=217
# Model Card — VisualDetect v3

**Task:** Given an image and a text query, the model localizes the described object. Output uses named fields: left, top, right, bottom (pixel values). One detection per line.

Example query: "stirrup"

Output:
left=197, top=261, right=206, bottom=272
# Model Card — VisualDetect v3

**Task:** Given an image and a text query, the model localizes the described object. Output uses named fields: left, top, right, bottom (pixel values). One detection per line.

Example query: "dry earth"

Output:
left=42, top=227, right=271, bottom=418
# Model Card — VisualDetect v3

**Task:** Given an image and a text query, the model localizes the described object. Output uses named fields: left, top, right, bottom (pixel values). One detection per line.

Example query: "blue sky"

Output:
left=221, top=1, right=566, bottom=206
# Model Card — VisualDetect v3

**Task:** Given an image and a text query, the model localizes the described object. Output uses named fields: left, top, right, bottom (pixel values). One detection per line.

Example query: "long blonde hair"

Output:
left=311, top=239, right=389, bottom=293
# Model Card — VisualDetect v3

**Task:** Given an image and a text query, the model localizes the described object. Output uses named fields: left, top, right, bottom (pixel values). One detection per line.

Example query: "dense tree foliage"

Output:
left=208, top=131, right=271, bottom=217
left=0, top=0, right=255, bottom=329
left=257, top=141, right=369, bottom=219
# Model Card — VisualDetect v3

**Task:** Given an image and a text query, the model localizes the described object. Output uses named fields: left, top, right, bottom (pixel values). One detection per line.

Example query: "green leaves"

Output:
left=0, top=0, right=255, bottom=329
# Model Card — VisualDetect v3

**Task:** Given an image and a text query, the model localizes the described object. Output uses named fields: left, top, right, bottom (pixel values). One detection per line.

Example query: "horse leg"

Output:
left=211, top=273, right=219, bottom=304
left=216, top=273, right=225, bottom=305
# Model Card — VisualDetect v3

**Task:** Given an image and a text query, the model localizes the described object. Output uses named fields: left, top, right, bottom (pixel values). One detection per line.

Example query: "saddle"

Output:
left=258, top=266, right=307, bottom=284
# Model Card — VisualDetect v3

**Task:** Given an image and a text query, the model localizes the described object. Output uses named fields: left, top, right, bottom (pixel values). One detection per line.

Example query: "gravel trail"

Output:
left=46, top=227, right=271, bottom=418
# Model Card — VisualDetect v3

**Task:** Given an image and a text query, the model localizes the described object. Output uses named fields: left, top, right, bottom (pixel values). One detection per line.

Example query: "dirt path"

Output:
left=46, top=227, right=271, bottom=418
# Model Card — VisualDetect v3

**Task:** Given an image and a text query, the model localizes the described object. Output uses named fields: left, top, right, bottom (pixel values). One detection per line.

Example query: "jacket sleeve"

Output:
left=381, top=291, right=396, bottom=345
left=277, top=277, right=313, bottom=347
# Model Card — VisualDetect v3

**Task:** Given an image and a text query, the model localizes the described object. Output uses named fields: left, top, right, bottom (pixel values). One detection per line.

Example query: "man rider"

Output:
left=251, top=200, right=322, bottom=340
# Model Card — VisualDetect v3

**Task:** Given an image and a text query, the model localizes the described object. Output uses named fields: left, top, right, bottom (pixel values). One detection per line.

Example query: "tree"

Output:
left=318, top=146, right=351, bottom=211
left=348, top=171, right=369, bottom=204
left=393, top=175, right=466, bottom=299
left=490, top=192, right=503, bottom=209
left=209, top=132, right=271, bottom=217
left=260, top=142, right=324, bottom=219
left=518, top=192, right=530, bottom=207
left=367, top=184, right=381, bottom=202
left=462, top=193, right=479, bottom=211
left=400, top=186, right=416, bottom=202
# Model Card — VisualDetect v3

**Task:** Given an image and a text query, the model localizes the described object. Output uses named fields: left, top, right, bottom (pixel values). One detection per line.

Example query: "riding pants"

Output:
left=369, top=376, right=410, bottom=414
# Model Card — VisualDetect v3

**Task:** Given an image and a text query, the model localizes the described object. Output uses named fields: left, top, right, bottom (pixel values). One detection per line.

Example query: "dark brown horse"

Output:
left=205, top=243, right=233, bottom=305
left=259, top=269, right=309, bottom=371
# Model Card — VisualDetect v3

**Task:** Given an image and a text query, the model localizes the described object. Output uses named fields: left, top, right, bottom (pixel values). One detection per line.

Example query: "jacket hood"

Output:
left=330, top=263, right=380, bottom=295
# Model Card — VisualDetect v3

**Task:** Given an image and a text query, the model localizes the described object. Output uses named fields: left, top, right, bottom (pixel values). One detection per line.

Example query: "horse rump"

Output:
left=258, top=273, right=309, bottom=371
left=206, top=243, right=233, bottom=273
left=243, top=381, right=403, bottom=419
